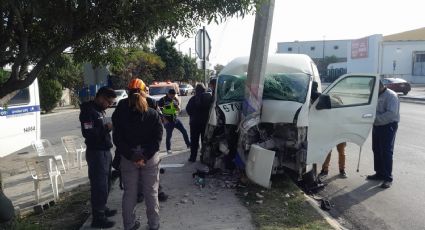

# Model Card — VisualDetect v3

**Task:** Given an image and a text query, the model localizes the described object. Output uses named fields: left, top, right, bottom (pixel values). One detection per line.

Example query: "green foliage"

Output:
left=214, top=64, right=225, bottom=74
left=154, top=36, right=184, bottom=81
left=107, top=46, right=165, bottom=88
left=182, top=55, right=203, bottom=82
left=1, top=0, right=262, bottom=99
left=0, top=69, right=9, bottom=84
left=39, top=79, right=62, bottom=113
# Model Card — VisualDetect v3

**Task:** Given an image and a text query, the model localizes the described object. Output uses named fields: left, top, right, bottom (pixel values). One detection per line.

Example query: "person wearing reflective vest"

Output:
left=157, top=88, right=191, bottom=155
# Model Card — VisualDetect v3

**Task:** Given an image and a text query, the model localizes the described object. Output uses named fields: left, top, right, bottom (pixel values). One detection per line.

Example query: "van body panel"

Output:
left=307, top=74, right=379, bottom=165
left=0, top=79, right=40, bottom=157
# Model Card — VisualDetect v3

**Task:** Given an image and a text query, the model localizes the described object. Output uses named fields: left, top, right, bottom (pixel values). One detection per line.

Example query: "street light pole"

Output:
left=322, top=35, right=326, bottom=60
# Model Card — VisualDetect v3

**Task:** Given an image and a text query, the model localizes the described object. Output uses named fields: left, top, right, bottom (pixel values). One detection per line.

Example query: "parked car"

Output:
left=179, top=84, right=194, bottom=96
left=381, top=78, right=411, bottom=95
left=201, top=54, right=380, bottom=188
left=149, top=81, right=180, bottom=103
left=112, top=89, right=128, bottom=107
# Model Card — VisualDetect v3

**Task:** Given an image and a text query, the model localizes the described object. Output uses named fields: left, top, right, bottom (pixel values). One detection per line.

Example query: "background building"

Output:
left=277, top=27, right=425, bottom=83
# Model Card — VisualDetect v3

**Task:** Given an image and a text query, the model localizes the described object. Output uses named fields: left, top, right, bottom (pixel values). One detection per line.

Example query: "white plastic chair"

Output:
left=25, top=155, right=65, bottom=203
left=31, top=139, right=66, bottom=173
left=61, top=135, right=86, bottom=170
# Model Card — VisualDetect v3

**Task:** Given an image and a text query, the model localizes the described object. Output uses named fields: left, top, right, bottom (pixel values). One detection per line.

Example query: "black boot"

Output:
left=105, top=207, right=117, bottom=217
left=91, top=211, right=115, bottom=228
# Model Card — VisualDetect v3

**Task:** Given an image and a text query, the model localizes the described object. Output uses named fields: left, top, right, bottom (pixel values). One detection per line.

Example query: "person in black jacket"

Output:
left=79, top=87, right=117, bottom=228
left=112, top=78, right=163, bottom=230
left=186, top=83, right=213, bottom=162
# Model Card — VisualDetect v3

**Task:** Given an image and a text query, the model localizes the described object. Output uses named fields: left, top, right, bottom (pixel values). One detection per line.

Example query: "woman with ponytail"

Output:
left=112, top=78, right=163, bottom=230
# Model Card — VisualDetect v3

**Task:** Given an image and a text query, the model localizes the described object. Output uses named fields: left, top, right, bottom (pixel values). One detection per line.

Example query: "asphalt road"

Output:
left=318, top=102, right=425, bottom=230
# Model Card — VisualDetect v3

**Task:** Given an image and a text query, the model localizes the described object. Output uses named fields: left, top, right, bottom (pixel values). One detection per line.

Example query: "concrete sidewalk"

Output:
left=80, top=151, right=254, bottom=230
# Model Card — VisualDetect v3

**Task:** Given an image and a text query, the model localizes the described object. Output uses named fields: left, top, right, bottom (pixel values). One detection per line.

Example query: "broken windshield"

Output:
left=217, top=73, right=310, bottom=104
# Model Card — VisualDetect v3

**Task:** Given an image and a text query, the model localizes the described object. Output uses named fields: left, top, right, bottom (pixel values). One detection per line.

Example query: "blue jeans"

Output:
left=372, top=122, right=398, bottom=182
left=164, top=119, right=190, bottom=150
left=86, top=150, right=112, bottom=213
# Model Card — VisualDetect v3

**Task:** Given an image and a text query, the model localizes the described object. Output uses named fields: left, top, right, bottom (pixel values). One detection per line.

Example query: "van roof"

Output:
left=220, top=54, right=314, bottom=76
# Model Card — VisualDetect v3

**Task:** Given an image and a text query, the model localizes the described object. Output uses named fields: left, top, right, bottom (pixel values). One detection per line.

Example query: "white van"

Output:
left=201, top=54, right=379, bottom=187
left=0, top=79, right=41, bottom=157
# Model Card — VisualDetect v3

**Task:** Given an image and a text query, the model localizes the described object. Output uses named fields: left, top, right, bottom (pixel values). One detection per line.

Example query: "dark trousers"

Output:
left=372, top=122, right=398, bottom=182
left=86, top=150, right=112, bottom=215
left=164, top=119, right=190, bottom=150
left=189, top=122, right=207, bottom=160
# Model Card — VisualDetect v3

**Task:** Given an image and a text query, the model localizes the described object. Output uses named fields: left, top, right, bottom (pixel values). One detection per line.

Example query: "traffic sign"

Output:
left=195, top=28, right=211, bottom=60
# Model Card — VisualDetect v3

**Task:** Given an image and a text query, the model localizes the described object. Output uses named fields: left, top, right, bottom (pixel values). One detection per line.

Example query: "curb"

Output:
left=304, top=194, right=348, bottom=230
left=399, top=97, right=425, bottom=104
left=42, top=109, right=79, bottom=117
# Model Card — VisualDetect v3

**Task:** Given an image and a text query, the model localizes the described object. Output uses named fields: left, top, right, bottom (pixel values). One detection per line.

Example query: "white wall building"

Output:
left=277, top=27, right=425, bottom=83
left=277, top=39, right=349, bottom=59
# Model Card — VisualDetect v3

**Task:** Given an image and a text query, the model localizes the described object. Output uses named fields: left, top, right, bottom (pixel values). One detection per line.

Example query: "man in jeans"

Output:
left=367, top=80, right=400, bottom=189
left=157, top=89, right=190, bottom=154
left=79, top=87, right=117, bottom=228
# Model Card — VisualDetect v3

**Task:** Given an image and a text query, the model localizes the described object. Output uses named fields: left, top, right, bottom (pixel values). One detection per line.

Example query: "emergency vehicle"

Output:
left=148, top=81, right=180, bottom=103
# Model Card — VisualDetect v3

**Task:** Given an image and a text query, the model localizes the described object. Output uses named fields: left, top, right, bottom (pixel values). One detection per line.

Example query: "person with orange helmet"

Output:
left=112, top=78, right=163, bottom=230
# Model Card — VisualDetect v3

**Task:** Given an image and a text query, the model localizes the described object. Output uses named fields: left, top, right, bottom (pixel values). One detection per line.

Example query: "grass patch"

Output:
left=237, top=174, right=332, bottom=230
left=1, top=183, right=91, bottom=230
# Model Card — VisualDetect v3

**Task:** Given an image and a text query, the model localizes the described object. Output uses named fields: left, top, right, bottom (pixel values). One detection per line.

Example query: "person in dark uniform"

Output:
left=157, top=88, right=191, bottom=154
left=79, top=87, right=117, bottom=228
left=112, top=79, right=163, bottom=230
left=186, top=83, right=213, bottom=162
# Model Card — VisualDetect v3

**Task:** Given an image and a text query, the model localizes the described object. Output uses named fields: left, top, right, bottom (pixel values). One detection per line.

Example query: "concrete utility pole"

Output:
left=243, top=0, right=275, bottom=118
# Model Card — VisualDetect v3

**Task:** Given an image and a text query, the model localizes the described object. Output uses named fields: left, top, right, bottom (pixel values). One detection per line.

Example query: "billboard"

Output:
left=351, top=37, right=369, bottom=59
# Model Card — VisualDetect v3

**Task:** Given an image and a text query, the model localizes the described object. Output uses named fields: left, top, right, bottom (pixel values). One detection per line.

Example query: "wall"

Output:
left=346, top=34, right=382, bottom=74
left=277, top=40, right=348, bottom=59
left=381, top=41, right=425, bottom=83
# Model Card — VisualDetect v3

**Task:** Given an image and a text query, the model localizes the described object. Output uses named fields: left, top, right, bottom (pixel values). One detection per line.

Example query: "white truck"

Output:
left=201, top=54, right=379, bottom=187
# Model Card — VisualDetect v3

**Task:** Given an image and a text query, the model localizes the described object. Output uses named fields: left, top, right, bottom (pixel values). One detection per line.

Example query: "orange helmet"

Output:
left=128, top=78, right=146, bottom=91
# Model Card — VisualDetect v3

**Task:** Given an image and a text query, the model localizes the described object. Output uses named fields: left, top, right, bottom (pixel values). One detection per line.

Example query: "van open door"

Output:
left=307, top=74, right=379, bottom=165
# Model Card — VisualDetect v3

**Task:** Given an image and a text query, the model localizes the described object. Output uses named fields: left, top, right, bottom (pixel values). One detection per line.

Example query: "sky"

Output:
left=177, top=0, right=424, bottom=68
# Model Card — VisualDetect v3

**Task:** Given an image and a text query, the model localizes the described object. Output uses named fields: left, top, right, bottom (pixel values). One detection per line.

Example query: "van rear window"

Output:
left=8, top=88, right=30, bottom=106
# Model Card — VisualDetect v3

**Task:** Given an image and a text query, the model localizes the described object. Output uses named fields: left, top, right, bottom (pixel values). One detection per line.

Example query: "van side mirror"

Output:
left=316, top=94, right=331, bottom=110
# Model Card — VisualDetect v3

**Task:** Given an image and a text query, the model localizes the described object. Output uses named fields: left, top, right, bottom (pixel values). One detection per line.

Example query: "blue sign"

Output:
left=0, top=105, right=40, bottom=116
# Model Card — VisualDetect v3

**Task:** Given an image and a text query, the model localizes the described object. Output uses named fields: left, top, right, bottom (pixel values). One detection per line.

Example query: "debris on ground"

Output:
left=255, top=193, right=264, bottom=198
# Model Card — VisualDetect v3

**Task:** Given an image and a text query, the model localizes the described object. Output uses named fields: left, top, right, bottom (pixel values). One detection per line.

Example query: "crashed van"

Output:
left=201, top=54, right=379, bottom=187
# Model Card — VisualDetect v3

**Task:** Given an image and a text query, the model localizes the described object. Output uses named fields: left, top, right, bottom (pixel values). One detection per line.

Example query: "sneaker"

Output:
left=366, top=174, right=383, bottom=181
left=104, top=208, right=117, bottom=217
left=188, top=157, right=196, bottom=162
left=158, top=192, right=169, bottom=202
left=129, top=220, right=140, bottom=230
left=91, top=217, right=115, bottom=228
left=318, top=170, right=328, bottom=177
left=167, top=150, right=172, bottom=155
left=380, top=181, right=392, bottom=189
left=339, top=170, right=347, bottom=178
